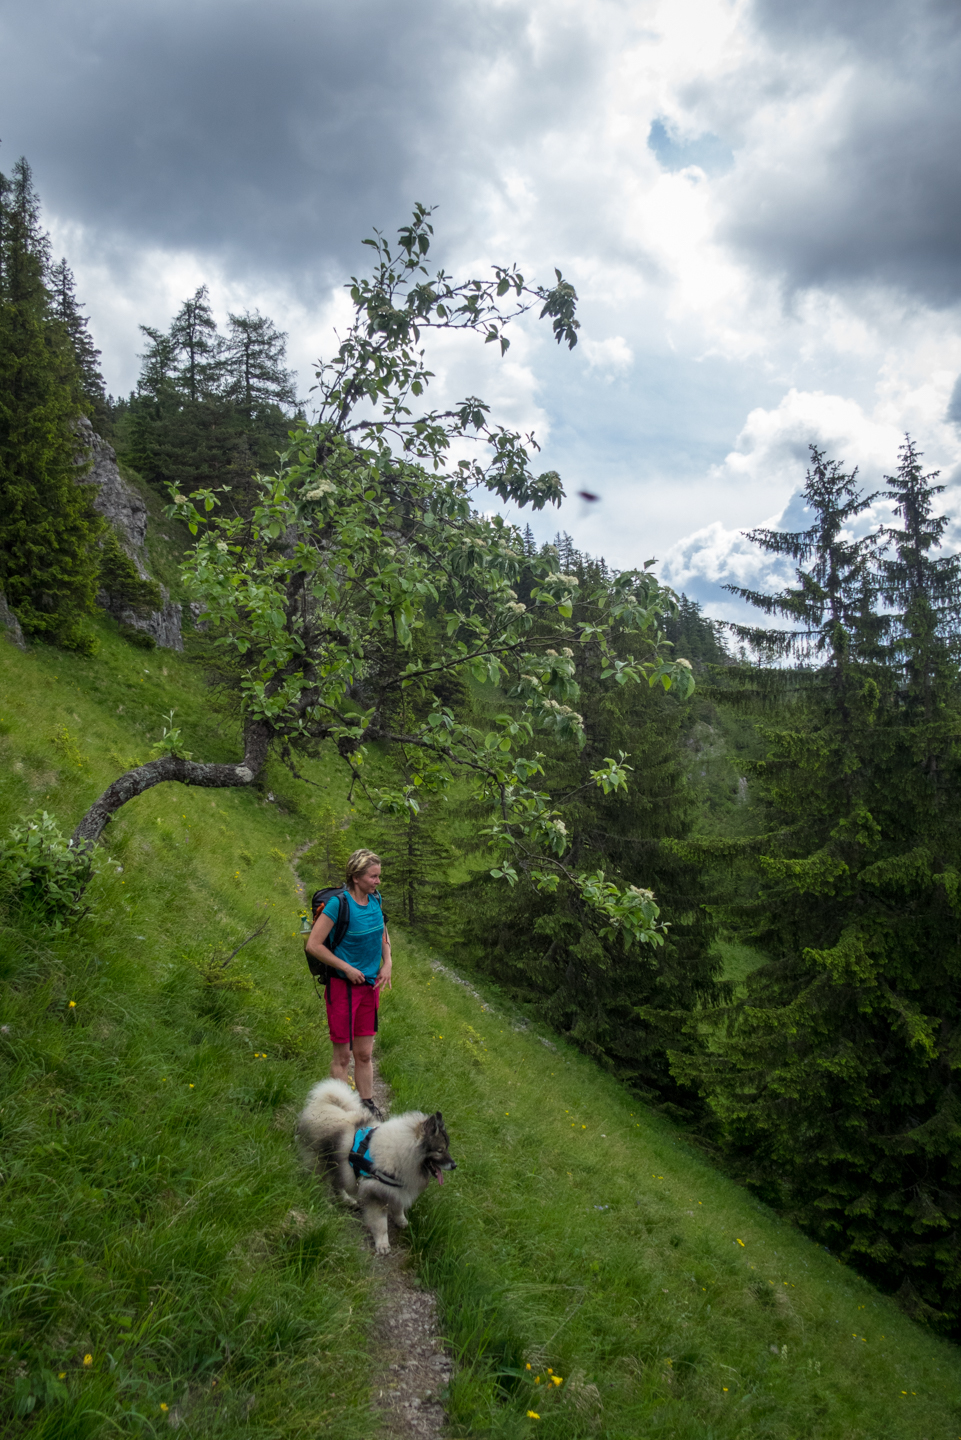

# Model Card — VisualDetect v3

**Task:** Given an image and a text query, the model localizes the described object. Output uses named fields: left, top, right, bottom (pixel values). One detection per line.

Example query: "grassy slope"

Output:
left=1, top=623, right=959, bottom=1438
left=0, top=623, right=372, bottom=1437
left=378, top=951, right=961, bottom=1439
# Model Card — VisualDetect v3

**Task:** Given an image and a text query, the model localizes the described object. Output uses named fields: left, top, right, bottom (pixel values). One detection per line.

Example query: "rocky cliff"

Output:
left=78, top=417, right=184, bottom=650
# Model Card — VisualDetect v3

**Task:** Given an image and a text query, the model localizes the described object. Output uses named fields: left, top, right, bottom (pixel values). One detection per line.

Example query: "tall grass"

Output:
left=379, top=944, right=961, bottom=1439
left=3, top=622, right=960, bottom=1438
left=0, top=624, right=372, bottom=1436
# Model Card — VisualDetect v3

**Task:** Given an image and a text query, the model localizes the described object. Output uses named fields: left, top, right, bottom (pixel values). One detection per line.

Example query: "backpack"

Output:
left=302, top=887, right=387, bottom=986
left=303, top=886, right=350, bottom=984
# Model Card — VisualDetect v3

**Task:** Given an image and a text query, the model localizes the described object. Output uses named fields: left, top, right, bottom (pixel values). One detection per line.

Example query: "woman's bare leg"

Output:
left=330, top=1042, right=351, bottom=1082
left=352, top=1036, right=374, bottom=1099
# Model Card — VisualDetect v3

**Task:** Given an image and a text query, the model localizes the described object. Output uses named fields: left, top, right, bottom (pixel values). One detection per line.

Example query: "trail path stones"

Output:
left=290, top=851, right=452, bottom=1439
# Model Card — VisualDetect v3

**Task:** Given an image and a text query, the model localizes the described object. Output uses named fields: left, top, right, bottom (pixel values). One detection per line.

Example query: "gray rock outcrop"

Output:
left=77, top=417, right=183, bottom=651
left=79, top=416, right=148, bottom=554
left=0, top=589, right=27, bottom=649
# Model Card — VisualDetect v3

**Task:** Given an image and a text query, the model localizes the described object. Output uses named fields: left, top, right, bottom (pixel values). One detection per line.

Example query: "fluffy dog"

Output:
left=296, top=1078, right=456, bottom=1254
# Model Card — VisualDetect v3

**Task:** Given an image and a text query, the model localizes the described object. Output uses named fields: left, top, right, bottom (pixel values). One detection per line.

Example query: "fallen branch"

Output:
left=219, top=919, right=269, bottom=969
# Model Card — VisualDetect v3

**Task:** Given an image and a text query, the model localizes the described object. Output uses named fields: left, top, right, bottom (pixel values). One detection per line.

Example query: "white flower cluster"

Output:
left=303, top=480, right=334, bottom=500
left=543, top=698, right=583, bottom=724
left=506, top=601, right=527, bottom=614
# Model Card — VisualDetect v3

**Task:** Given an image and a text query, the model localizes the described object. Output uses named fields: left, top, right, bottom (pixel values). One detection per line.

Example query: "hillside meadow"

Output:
left=1, top=623, right=959, bottom=1437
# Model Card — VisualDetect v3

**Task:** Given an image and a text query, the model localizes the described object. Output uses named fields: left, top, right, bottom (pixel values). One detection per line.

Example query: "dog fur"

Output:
left=296, top=1078, right=456, bottom=1254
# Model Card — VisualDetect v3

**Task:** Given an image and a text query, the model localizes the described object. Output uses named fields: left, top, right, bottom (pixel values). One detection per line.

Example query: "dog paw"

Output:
left=374, top=1239, right=391, bottom=1255
left=394, top=1213, right=409, bottom=1229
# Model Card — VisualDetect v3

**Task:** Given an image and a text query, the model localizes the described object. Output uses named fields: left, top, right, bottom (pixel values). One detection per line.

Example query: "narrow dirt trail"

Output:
left=291, top=852, right=452, bottom=1440
left=365, top=1064, right=453, bottom=1440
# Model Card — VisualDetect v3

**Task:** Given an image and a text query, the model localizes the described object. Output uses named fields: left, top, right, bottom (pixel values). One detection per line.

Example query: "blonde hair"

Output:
left=346, top=848, right=381, bottom=885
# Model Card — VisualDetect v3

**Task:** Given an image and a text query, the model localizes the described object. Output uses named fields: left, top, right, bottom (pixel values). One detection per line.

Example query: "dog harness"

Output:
left=348, top=1124, right=403, bottom=1188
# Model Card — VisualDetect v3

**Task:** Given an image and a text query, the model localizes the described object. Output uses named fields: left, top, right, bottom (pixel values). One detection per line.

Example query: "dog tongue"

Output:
left=435, top=1169, right=444, bottom=1186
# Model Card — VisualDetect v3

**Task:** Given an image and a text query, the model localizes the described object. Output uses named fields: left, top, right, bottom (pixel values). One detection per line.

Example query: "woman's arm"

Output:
left=376, top=926, right=393, bottom=991
left=305, top=909, right=366, bottom=985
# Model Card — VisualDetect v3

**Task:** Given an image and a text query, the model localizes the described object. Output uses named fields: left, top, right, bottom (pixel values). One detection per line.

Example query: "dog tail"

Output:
left=302, top=1077, right=367, bottom=1121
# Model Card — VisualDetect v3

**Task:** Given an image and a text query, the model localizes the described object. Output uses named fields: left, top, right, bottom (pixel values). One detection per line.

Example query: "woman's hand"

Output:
left=376, top=957, right=393, bottom=992
left=342, top=964, right=367, bottom=986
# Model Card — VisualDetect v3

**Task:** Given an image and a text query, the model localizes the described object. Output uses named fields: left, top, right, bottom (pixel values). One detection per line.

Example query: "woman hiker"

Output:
left=305, top=848, right=392, bottom=1121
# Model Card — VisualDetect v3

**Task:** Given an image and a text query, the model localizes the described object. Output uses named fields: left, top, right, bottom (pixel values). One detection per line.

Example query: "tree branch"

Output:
left=71, top=720, right=272, bottom=847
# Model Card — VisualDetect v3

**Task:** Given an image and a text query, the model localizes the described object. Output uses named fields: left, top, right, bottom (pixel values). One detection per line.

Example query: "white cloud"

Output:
left=13, top=0, right=961, bottom=614
left=581, top=335, right=633, bottom=374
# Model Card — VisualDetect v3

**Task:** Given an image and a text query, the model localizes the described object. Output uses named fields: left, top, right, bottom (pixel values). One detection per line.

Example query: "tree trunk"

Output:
left=71, top=720, right=272, bottom=847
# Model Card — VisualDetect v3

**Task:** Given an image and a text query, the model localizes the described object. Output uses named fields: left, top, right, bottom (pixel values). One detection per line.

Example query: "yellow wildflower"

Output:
left=527, top=1413, right=540, bottom=1420
left=68, top=1000, right=77, bottom=1008
left=160, top=1402, right=169, bottom=1411
left=83, top=1354, right=93, bottom=1367
left=551, top=1376, right=563, bottom=1385
left=58, top=1372, right=66, bottom=1379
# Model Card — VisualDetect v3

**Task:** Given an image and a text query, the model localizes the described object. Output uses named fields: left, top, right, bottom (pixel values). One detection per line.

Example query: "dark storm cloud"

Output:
left=719, top=0, right=961, bottom=306
left=0, top=0, right=597, bottom=292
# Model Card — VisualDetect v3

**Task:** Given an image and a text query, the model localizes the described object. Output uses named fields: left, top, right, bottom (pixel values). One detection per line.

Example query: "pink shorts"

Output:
left=325, top=974, right=380, bottom=1046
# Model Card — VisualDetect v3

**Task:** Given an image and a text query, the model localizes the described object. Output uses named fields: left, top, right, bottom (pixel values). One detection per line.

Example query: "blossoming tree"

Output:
left=71, top=207, right=692, bottom=942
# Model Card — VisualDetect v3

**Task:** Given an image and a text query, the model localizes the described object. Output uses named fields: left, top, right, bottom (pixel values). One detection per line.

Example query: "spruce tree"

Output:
left=0, top=158, right=102, bottom=651
left=169, top=285, right=221, bottom=401
left=678, top=443, right=961, bottom=1331
left=47, top=256, right=107, bottom=419
left=120, top=294, right=298, bottom=504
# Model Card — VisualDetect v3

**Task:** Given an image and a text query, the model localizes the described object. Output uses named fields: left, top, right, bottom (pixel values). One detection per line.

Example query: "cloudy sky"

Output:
left=3, top=0, right=961, bottom=618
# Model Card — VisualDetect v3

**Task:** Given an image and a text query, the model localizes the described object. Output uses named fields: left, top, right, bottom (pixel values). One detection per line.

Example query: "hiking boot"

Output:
left=361, top=1097, right=385, bottom=1121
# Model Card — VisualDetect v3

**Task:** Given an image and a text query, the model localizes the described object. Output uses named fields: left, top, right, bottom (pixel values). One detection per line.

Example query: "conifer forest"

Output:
left=2, top=150, right=960, bottom=1380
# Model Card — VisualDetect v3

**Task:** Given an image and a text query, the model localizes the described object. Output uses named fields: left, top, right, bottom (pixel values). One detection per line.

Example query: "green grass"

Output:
left=0, top=623, right=373, bottom=1436
left=378, top=945, right=961, bottom=1439
left=2, top=621, right=960, bottom=1438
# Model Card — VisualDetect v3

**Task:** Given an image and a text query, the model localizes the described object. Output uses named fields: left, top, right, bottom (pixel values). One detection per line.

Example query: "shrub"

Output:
left=0, top=809, right=99, bottom=926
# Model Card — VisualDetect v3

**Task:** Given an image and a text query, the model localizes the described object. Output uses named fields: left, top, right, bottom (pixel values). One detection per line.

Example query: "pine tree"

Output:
left=119, top=294, right=298, bottom=503
left=169, top=286, right=221, bottom=401
left=0, top=158, right=102, bottom=651
left=47, top=256, right=107, bottom=414
left=663, top=593, right=729, bottom=668
left=878, top=436, right=961, bottom=697
left=552, top=531, right=579, bottom=573
left=725, top=446, right=882, bottom=666
left=222, top=310, right=297, bottom=415
left=679, top=443, right=961, bottom=1331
